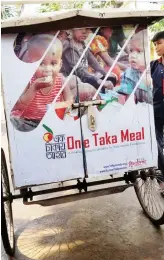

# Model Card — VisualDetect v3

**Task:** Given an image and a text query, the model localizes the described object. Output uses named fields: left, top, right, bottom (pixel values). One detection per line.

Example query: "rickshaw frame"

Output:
left=1, top=6, right=164, bottom=257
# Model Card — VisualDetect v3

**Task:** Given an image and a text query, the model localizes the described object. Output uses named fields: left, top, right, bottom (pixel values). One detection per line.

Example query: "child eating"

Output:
left=11, top=34, right=99, bottom=132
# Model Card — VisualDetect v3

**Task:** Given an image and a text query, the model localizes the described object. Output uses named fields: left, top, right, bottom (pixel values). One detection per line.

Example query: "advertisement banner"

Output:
left=1, top=25, right=158, bottom=187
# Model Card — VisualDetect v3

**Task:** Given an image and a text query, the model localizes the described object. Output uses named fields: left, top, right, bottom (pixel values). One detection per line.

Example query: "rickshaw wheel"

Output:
left=134, top=170, right=164, bottom=225
left=134, top=142, right=164, bottom=225
left=1, top=148, right=15, bottom=256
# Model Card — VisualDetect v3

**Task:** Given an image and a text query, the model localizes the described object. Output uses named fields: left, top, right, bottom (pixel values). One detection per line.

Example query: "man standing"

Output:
left=151, top=31, right=164, bottom=189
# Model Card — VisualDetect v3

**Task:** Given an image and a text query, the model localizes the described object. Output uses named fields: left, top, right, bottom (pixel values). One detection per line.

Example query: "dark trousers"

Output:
left=155, top=117, right=164, bottom=181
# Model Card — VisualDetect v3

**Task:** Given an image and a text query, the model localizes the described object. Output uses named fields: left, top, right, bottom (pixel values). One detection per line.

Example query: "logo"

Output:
left=43, top=124, right=54, bottom=142
left=128, top=158, right=147, bottom=168
left=42, top=124, right=66, bottom=160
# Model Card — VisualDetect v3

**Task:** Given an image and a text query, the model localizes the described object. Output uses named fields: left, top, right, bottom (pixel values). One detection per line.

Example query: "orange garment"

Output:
left=90, top=35, right=121, bottom=82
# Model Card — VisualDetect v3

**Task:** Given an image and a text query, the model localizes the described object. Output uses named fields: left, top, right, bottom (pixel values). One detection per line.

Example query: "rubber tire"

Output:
left=1, top=148, right=15, bottom=257
left=134, top=144, right=164, bottom=226
left=134, top=180, right=164, bottom=225
left=157, top=141, right=164, bottom=175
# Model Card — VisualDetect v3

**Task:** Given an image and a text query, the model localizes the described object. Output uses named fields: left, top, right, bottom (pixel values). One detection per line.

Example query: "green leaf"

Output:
left=42, top=124, right=53, bottom=135
left=149, top=5, right=164, bottom=33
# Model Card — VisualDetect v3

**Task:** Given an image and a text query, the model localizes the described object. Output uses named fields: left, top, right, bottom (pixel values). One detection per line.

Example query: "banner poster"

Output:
left=1, top=25, right=158, bottom=187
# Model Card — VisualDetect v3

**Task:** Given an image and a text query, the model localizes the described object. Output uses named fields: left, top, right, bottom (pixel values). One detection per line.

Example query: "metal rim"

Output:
left=135, top=170, right=164, bottom=222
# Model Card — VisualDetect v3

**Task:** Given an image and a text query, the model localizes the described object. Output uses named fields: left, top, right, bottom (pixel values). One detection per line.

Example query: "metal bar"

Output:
left=23, top=184, right=134, bottom=206
left=3, top=176, right=126, bottom=201
left=87, top=176, right=125, bottom=186
left=72, top=100, right=106, bottom=109
left=4, top=173, right=160, bottom=202
left=53, top=100, right=106, bottom=110
left=27, top=176, right=126, bottom=196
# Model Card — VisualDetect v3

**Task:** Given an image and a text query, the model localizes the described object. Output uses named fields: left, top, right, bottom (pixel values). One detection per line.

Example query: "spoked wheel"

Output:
left=134, top=138, right=164, bottom=225
left=134, top=168, right=164, bottom=226
left=1, top=148, right=15, bottom=256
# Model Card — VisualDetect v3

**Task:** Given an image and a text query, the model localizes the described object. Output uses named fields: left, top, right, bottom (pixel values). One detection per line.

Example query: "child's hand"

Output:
left=31, top=76, right=53, bottom=91
left=103, top=81, right=114, bottom=90
left=143, top=74, right=152, bottom=87
left=118, top=94, right=127, bottom=105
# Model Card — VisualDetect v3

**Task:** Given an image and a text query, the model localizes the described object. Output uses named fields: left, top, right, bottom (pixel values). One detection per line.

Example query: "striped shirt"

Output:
left=19, top=74, right=63, bottom=120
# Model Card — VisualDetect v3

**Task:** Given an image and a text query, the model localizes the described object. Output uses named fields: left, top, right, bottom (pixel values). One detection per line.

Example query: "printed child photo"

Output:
left=11, top=25, right=153, bottom=132
left=117, top=28, right=152, bottom=105
left=11, top=34, right=98, bottom=131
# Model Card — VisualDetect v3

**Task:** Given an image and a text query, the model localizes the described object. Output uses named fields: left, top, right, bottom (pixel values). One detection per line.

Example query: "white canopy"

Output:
left=1, top=9, right=164, bottom=32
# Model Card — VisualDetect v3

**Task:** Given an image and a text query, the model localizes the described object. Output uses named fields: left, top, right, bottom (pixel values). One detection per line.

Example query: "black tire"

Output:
left=134, top=176, right=164, bottom=225
left=134, top=144, right=164, bottom=225
left=157, top=141, right=164, bottom=174
left=1, top=148, right=15, bottom=256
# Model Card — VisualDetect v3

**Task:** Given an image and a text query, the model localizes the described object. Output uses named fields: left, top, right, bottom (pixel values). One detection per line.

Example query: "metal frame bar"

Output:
left=5, top=174, right=135, bottom=206
left=4, top=170, right=159, bottom=203
left=3, top=166, right=160, bottom=207
left=23, top=184, right=134, bottom=206
left=4, top=175, right=127, bottom=201
left=4, top=171, right=143, bottom=205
